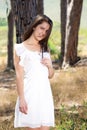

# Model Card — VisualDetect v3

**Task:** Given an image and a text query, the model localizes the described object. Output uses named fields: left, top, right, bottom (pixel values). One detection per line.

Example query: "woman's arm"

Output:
left=48, top=65, right=54, bottom=79
left=14, top=51, right=24, bottom=98
left=14, top=51, right=28, bottom=114
left=41, top=58, right=54, bottom=79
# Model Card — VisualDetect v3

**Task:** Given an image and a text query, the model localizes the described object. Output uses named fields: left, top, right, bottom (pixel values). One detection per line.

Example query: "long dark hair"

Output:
left=23, top=14, right=53, bottom=52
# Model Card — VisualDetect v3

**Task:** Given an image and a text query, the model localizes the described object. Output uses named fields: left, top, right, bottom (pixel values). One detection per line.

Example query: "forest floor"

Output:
left=0, top=56, right=87, bottom=129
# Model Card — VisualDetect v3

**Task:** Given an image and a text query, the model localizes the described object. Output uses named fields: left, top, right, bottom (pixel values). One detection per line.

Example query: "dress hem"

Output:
left=14, top=123, right=55, bottom=128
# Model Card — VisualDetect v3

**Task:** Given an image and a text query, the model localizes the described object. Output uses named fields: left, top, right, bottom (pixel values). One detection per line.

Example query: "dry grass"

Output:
left=78, top=44, right=87, bottom=57
left=51, top=66, right=87, bottom=108
left=0, top=65, right=87, bottom=130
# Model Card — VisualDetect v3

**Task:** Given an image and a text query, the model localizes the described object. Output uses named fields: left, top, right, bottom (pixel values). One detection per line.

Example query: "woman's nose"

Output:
left=42, top=30, right=46, bottom=36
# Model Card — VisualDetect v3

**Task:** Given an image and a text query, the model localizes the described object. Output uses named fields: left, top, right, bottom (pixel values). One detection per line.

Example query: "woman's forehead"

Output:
left=38, top=21, right=50, bottom=29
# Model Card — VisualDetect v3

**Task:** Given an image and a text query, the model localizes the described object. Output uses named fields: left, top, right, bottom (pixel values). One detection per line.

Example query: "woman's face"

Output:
left=33, top=21, right=50, bottom=41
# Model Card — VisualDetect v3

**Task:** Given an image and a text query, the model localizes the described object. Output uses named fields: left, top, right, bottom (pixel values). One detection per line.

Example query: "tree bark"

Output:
left=60, top=0, right=67, bottom=65
left=7, top=10, right=14, bottom=70
left=61, top=0, right=83, bottom=68
left=36, top=0, right=44, bottom=14
left=11, top=0, right=38, bottom=43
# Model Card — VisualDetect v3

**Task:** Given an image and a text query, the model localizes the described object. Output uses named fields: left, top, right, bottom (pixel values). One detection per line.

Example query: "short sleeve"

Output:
left=19, top=58, right=25, bottom=67
left=43, top=52, right=51, bottom=59
left=14, top=43, right=25, bottom=56
left=14, top=43, right=25, bottom=66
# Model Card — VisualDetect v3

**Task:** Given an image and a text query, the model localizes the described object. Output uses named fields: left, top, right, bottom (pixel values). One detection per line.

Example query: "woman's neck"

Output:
left=26, top=35, right=39, bottom=46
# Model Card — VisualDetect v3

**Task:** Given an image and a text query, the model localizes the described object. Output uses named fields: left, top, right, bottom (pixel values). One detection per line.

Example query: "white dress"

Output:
left=14, top=43, right=55, bottom=128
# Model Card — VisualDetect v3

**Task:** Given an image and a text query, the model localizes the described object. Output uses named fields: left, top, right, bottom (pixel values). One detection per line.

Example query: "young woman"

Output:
left=14, top=14, right=55, bottom=130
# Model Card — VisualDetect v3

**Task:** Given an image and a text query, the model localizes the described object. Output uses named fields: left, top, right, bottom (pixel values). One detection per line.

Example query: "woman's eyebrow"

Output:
left=40, top=26, right=49, bottom=31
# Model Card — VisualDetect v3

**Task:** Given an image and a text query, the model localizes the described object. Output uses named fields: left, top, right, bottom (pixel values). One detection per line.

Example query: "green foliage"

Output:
left=52, top=21, right=61, bottom=46
left=0, top=18, right=7, bottom=26
left=48, top=21, right=61, bottom=60
left=55, top=104, right=87, bottom=130
left=83, top=100, right=87, bottom=107
left=0, top=26, right=8, bottom=56
left=79, top=29, right=87, bottom=44
left=48, top=40, right=58, bottom=54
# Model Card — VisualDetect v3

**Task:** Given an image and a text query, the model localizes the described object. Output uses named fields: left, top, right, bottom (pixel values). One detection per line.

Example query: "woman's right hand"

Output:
left=19, top=97, right=28, bottom=114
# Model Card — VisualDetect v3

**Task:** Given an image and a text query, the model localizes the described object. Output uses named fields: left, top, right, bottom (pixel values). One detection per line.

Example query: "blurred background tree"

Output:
left=61, top=0, right=83, bottom=68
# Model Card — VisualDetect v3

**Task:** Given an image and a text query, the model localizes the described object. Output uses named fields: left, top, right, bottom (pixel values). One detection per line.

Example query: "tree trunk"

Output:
left=60, top=0, right=67, bottom=65
left=11, top=0, right=38, bottom=43
left=61, top=0, right=83, bottom=68
left=36, top=0, right=44, bottom=14
left=6, top=10, right=14, bottom=70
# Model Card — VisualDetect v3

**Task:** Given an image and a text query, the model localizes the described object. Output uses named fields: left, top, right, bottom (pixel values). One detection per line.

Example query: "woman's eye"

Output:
left=46, top=30, right=49, bottom=33
left=40, top=27, right=44, bottom=30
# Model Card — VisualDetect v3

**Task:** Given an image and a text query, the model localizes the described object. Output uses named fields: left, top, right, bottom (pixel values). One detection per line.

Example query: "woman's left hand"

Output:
left=41, top=58, right=54, bottom=78
left=41, top=58, right=52, bottom=69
